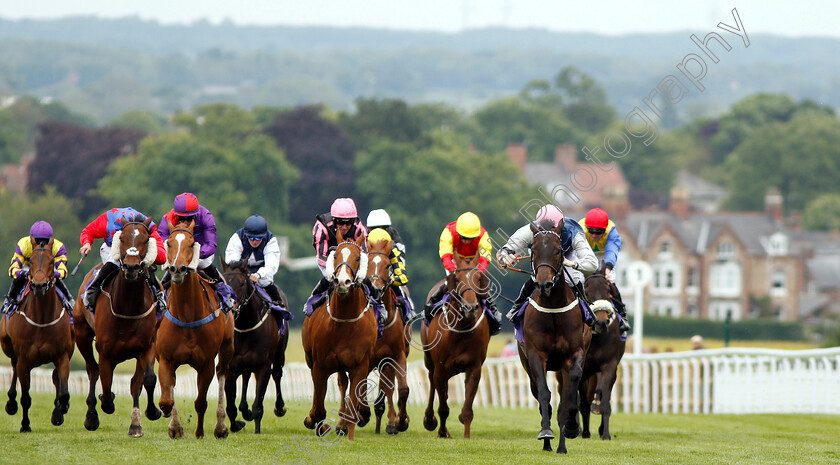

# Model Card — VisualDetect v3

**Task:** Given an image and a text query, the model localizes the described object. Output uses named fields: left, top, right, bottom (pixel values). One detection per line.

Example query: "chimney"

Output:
left=669, top=188, right=691, bottom=220
left=764, top=187, right=783, bottom=223
left=506, top=143, right=527, bottom=172
left=554, top=144, right=577, bottom=171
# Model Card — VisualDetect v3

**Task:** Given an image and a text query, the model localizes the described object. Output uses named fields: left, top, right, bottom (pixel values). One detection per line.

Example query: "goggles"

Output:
left=588, top=228, right=606, bottom=235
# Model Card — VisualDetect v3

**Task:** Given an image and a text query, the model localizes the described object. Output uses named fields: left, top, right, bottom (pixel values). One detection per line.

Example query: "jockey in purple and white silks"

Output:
left=224, top=215, right=284, bottom=304
left=497, top=204, right=598, bottom=327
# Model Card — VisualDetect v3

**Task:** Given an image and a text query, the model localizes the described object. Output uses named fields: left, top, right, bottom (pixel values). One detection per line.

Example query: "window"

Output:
left=772, top=269, right=785, bottom=289
left=687, top=304, right=698, bottom=317
left=710, top=262, right=741, bottom=297
left=717, top=241, right=735, bottom=259
left=687, top=267, right=698, bottom=287
left=767, top=233, right=788, bottom=256
left=666, top=270, right=674, bottom=288
left=660, top=241, right=671, bottom=253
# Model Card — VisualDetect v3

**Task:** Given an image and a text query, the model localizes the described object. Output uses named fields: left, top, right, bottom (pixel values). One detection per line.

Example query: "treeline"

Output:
left=2, top=68, right=840, bottom=325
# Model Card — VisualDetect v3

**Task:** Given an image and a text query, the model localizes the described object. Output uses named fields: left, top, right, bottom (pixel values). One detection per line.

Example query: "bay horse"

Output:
left=0, top=237, right=73, bottom=432
left=364, top=236, right=410, bottom=435
left=579, top=269, right=625, bottom=441
left=302, top=232, right=377, bottom=441
left=156, top=218, right=234, bottom=439
left=517, top=222, right=589, bottom=454
left=421, top=252, right=490, bottom=439
left=221, top=259, right=289, bottom=434
left=73, top=218, right=162, bottom=437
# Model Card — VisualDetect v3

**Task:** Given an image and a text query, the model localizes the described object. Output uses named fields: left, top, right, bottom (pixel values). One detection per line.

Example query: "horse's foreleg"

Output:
left=128, top=357, right=145, bottom=437
left=75, top=323, right=100, bottom=431
left=97, top=357, right=116, bottom=415
left=459, top=365, right=482, bottom=439
left=214, top=361, right=230, bottom=439
left=238, top=373, right=253, bottom=421
left=524, top=348, right=553, bottom=450
left=192, top=362, right=213, bottom=439
left=17, top=362, right=31, bottom=433
left=423, top=367, right=438, bottom=432
left=579, top=376, right=595, bottom=439
left=50, top=354, right=70, bottom=427
left=272, top=333, right=288, bottom=417
left=395, top=352, right=410, bottom=433
left=376, top=365, right=396, bottom=435
left=557, top=353, right=585, bottom=455
left=598, top=363, right=619, bottom=440
left=335, top=371, right=349, bottom=435
left=434, top=371, right=451, bottom=439
left=252, top=365, right=272, bottom=434
left=346, top=363, right=371, bottom=441
left=304, top=367, right=328, bottom=434
left=5, top=359, right=17, bottom=416
left=225, top=371, right=245, bottom=433
left=141, top=347, right=161, bottom=421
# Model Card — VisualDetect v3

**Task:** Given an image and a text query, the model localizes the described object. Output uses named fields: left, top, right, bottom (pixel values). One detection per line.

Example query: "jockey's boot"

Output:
left=3, top=277, right=26, bottom=314
left=303, top=277, right=331, bottom=315
left=55, top=279, right=74, bottom=310
left=506, top=279, right=535, bottom=324
left=393, top=285, right=414, bottom=320
left=484, top=298, right=501, bottom=336
left=145, top=272, right=168, bottom=313
left=160, top=270, right=171, bottom=290
left=423, top=283, right=447, bottom=322
left=264, top=282, right=284, bottom=305
left=572, top=281, right=596, bottom=328
left=609, top=282, right=631, bottom=337
left=84, top=262, right=119, bottom=311
left=201, top=264, right=235, bottom=311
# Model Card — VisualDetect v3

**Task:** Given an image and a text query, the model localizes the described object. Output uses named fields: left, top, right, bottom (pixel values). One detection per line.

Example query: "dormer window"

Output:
left=717, top=241, right=734, bottom=259
left=767, top=232, right=788, bottom=256
left=660, top=241, right=671, bottom=254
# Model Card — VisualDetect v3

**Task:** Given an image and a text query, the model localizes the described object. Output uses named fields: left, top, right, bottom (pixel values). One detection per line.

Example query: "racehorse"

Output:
left=73, top=218, right=162, bottom=437
left=0, top=237, right=73, bottom=432
left=517, top=222, right=589, bottom=454
left=364, top=235, right=410, bottom=435
left=302, top=232, right=378, bottom=441
left=579, top=269, right=626, bottom=441
left=221, top=259, right=289, bottom=434
left=156, top=218, right=234, bottom=439
left=421, top=252, right=490, bottom=439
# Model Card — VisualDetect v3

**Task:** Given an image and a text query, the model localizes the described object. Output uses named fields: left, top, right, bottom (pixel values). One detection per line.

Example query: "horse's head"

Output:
left=585, top=268, right=615, bottom=335
left=28, top=236, right=55, bottom=297
left=164, top=218, right=199, bottom=285
left=327, top=232, right=367, bottom=296
left=365, top=232, right=393, bottom=300
left=111, top=218, right=156, bottom=281
left=222, top=260, right=249, bottom=296
left=530, top=221, right=563, bottom=297
left=446, top=253, right=488, bottom=325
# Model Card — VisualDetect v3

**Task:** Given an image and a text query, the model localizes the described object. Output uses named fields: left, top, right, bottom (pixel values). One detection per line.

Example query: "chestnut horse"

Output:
left=302, top=233, right=378, bottom=441
left=221, top=259, right=289, bottom=434
left=579, top=270, right=625, bottom=441
left=365, top=236, right=410, bottom=435
left=517, top=222, right=589, bottom=454
left=73, top=218, right=162, bottom=437
left=0, top=237, right=73, bottom=432
left=421, top=253, right=490, bottom=439
left=156, top=219, right=234, bottom=439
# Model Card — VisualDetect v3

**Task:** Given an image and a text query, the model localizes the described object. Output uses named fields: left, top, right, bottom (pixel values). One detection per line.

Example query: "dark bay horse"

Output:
left=365, top=236, right=410, bottom=435
left=421, top=253, right=490, bottom=439
left=156, top=219, right=234, bottom=439
left=73, top=218, right=162, bottom=437
left=222, top=259, right=289, bottom=434
left=302, top=234, right=378, bottom=441
left=0, top=237, right=73, bottom=432
left=579, top=270, right=625, bottom=441
left=517, top=222, right=589, bottom=454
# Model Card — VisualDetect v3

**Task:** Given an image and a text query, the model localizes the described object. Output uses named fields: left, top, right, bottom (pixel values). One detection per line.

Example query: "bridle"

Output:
left=366, top=250, right=391, bottom=297
left=330, top=241, right=367, bottom=287
left=531, top=230, right=564, bottom=287
left=29, top=244, right=55, bottom=292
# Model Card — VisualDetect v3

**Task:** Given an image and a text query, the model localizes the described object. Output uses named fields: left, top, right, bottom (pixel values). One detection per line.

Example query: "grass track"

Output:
left=0, top=393, right=837, bottom=464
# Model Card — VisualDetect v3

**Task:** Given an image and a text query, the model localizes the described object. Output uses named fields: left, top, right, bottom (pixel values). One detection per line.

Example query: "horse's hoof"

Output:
left=99, top=393, right=115, bottom=415
left=5, top=400, right=17, bottom=415
left=240, top=409, right=253, bottom=421
left=386, top=425, right=398, bottom=435
left=274, top=406, right=286, bottom=417
left=317, top=422, right=332, bottom=437
left=556, top=445, right=568, bottom=454
left=20, top=425, right=31, bottom=433
left=214, top=426, right=229, bottom=439
left=358, top=407, right=371, bottom=428
left=581, top=430, right=591, bottom=439
left=50, top=409, right=64, bottom=426
left=562, top=424, right=580, bottom=439
left=303, top=416, right=316, bottom=430
left=336, top=424, right=349, bottom=436
left=542, top=438, right=553, bottom=452
left=537, top=428, right=554, bottom=440
left=169, top=426, right=183, bottom=439
left=438, top=430, right=451, bottom=439
left=397, top=416, right=409, bottom=432
left=84, top=412, right=100, bottom=431
left=128, top=424, right=144, bottom=438
left=591, top=401, right=603, bottom=416
left=423, top=415, right=437, bottom=431
left=231, top=420, right=245, bottom=433
left=146, top=407, right=162, bottom=421
left=601, top=434, right=611, bottom=440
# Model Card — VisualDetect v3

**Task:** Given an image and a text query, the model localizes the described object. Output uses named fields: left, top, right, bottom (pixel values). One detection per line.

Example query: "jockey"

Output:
left=497, top=204, right=598, bottom=328
left=2, top=221, right=73, bottom=313
left=157, top=192, right=233, bottom=311
left=424, top=212, right=501, bottom=336
left=224, top=215, right=284, bottom=305
left=366, top=209, right=413, bottom=316
left=580, top=208, right=631, bottom=336
left=79, top=207, right=167, bottom=312
left=305, top=198, right=374, bottom=318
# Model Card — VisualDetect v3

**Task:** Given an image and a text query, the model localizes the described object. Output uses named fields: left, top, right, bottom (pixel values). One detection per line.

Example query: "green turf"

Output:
left=0, top=392, right=837, bottom=464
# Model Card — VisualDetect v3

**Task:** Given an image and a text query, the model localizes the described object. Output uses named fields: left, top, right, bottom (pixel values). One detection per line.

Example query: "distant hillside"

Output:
left=0, top=16, right=837, bottom=123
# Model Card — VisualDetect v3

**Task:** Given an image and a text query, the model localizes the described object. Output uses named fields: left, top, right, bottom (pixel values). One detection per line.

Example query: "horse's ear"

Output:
left=188, top=217, right=196, bottom=230
left=336, top=227, right=344, bottom=244
left=529, top=222, right=539, bottom=234
left=47, top=237, right=54, bottom=248
left=143, top=217, right=152, bottom=229
left=167, top=218, right=175, bottom=231
left=355, top=234, right=365, bottom=248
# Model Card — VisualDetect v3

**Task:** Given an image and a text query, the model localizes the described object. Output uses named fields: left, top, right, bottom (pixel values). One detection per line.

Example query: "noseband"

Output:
left=366, top=251, right=391, bottom=290
left=29, top=245, right=55, bottom=290
left=532, top=230, right=564, bottom=286
left=330, top=241, right=367, bottom=286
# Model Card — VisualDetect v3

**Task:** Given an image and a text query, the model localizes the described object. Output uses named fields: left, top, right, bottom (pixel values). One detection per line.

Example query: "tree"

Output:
left=802, top=194, right=840, bottom=231
left=108, top=110, right=168, bottom=134
left=0, top=110, right=27, bottom=163
left=173, top=103, right=259, bottom=150
left=554, top=65, right=615, bottom=134
left=336, top=98, right=423, bottom=149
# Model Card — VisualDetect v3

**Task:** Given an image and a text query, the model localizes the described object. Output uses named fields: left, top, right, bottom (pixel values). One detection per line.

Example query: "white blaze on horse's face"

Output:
left=370, top=255, right=384, bottom=290
left=172, top=233, right=185, bottom=265
left=335, top=247, right=354, bottom=293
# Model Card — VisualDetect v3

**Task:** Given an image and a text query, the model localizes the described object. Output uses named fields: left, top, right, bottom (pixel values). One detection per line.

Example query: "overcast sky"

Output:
left=1, top=0, right=837, bottom=37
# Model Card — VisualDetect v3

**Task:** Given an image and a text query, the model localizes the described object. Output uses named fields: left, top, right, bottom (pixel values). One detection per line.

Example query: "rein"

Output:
left=16, top=245, right=64, bottom=327
left=223, top=268, right=272, bottom=332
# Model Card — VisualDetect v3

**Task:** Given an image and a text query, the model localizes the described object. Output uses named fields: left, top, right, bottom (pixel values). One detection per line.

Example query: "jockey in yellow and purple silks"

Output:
left=424, top=212, right=502, bottom=336
left=580, top=207, right=631, bottom=336
left=2, top=221, right=73, bottom=313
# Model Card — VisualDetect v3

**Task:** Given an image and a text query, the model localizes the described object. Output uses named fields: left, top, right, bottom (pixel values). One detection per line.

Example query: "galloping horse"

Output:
left=579, top=269, right=625, bottom=441
left=517, top=222, right=589, bottom=454
left=156, top=219, right=234, bottom=439
left=73, top=218, right=162, bottom=437
left=365, top=235, right=410, bottom=435
left=302, top=233, right=377, bottom=441
left=0, top=237, right=73, bottom=432
left=421, top=253, right=490, bottom=439
left=221, top=259, right=289, bottom=434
